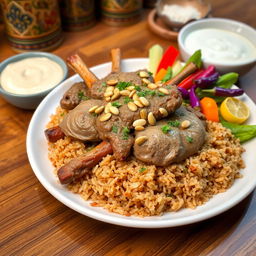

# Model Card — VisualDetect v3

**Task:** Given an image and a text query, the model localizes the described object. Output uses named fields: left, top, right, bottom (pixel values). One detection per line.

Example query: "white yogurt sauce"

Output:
left=184, top=28, right=256, bottom=64
left=0, top=57, right=64, bottom=95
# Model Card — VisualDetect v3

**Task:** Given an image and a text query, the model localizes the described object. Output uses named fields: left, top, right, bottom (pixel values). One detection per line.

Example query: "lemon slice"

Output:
left=220, top=97, right=250, bottom=124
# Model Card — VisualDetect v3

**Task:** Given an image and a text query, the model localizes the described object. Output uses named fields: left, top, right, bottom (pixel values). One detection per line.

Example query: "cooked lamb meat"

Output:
left=90, top=70, right=154, bottom=99
left=96, top=85, right=182, bottom=160
left=59, top=99, right=103, bottom=141
left=60, top=82, right=90, bottom=110
left=133, top=106, right=206, bottom=166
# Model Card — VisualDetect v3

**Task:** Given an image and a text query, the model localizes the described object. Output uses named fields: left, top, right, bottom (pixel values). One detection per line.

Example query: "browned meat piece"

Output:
left=57, top=141, right=113, bottom=184
left=59, top=99, right=103, bottom=141
left=96, top=85, right=182, bottom=160
left=45, top=126, right=65, bottom=142
left=90, top=70, right=153, bottom=99
left=133, top=106, right=206, bottom=166
left=60, top=82, right=90, bottom=110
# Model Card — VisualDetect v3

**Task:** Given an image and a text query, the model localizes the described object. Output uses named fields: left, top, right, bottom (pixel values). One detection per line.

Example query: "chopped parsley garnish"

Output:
left=77, top=91, right=90, bottom=101
left=116, top=81, right=131, bottom=91
left=186, top=136, right=193, bottom=143
left=168, top=120, right=180, bottom=127
left=111, top=102, right=122, bottom=108
left=161, top=125, right=171, bottom=134
left=124, top=96, right=133, bottom=104
left=122, top=126, right=130, bottom=140
left=148, top=71, right=153, bottom=76
left=112, top=125, right=118, bottom=134
left=137, top=89, right=156, bottom=97
left=91, top=113, right=98, bottom=117
left=134, top=85, right=141, bottom=91
left=98, top=82, right=107, bottom=92
left=156, top=91, right=165, bottom=97
left=139, top=167, right=146, bottom=173
left=60, top=112, right=65, bottom=116
left=166, top=193, right=174, bottom=197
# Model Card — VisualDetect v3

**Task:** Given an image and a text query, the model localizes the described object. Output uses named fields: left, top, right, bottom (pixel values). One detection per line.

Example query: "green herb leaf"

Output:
left=221, top=119, right=256, bottom=143
left=161, top=125, right=171, bottom=134
left=134, top=85, right=141, bottom=91
left=111, top=102, right=122, bottom=108
left=116, top=81, right=131, bottom=91
left=112, top=125, right=118, bottom=134
left=186, top=136, right=193, bottom=143
left=168, top=120, right=180, bottom=127
left=156, top=91, right=165, bottom=97
left=215, top=72, right=239, bottom=89
left=77, top=91, right=90, bottom=101
left=122, top=126, right=130, bottom=140
left=139, top=167, right=146, bottom=173
left=124, top=96, right=133, bottom=104
left=148, top=71, right=153, bottom=76
left=137, top=90, right=156, bottom=97
left=162, top=67, right=173, bottom=82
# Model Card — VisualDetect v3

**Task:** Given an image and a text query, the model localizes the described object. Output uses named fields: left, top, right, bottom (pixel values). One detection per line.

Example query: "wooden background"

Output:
left=1, top=1, right=256, bottom=255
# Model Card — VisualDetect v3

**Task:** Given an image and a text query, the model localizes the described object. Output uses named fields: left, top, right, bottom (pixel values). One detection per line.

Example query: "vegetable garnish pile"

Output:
left=149, top=44, right=256, bottom=143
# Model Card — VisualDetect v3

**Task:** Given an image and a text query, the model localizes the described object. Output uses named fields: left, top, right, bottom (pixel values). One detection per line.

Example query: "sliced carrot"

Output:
left=200, top=97, right=219, bottom=122
left=154, top=68, right=167, bottom=82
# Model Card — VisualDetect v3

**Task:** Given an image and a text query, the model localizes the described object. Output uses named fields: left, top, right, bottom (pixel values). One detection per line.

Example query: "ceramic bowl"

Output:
left=0, top=52, right=68, bottom=110
left=178, top=18, right=256, bottom=74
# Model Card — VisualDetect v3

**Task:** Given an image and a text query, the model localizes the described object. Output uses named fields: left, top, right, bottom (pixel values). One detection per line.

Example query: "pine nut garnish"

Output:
left=120, top=90, right=130, bottom=96
left=159, top=107, right=168, bottom=117
left=109, top=106, right=119, bottom=115
left=111, top=91, right=120, bottom=101
left=89, top=105, right=98, bottom=113
left=133, top=93, right=139, bottom=101
left=135, top=125, right=145, bottom=131
left=139, top=71, right=149, bottom=78
left=158, top=88, right=169, bottom=95
left=134, top=100, right=143, bottom=108
left=114, top=88, right=119, bottom=94
left=127, top=85, right=135, bottom=91
left=133, top=119, right=147, bottom=127
left=139, top=97, right=149, bottom=107
left=95, top=106, right=105, bottom=114
left=129, top=90, right=136, bottom=98
left=106, top=86, right=114, bottom=92
left=181, top=120, right=191, bottom=129
left=105, top=97, right=111, bottom=102
left=148, top=83, right=157, bottom=89
left=104, top=103, right=111, bottom=113
left=135, top=136, right=148, bottom=145
left=156, top=81, right=163, bottom=87
left=148, top=112, right=156, bottom=125
left=100, top=113, right=112, bottom=122
left=104, top=91, right=113, bottom=97
left=140, top=109, right=147, bottom=119
left=128, top=102, right=138, bottom=112
left=142, top=78, right=151, bottom=84
left=107, top=79, right=118, bottom=86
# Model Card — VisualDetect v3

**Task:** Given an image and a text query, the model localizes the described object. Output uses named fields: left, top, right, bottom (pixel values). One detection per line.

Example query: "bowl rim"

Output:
left=178, top=17, right=256, bottom=67
left=0, top=51, right=68, bottom=98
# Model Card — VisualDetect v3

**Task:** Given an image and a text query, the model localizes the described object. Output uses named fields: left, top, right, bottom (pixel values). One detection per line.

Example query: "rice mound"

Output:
left=47, top=107, right=245, bottom=217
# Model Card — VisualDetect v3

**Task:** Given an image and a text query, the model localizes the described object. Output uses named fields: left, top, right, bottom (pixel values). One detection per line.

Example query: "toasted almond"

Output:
left=133, top=93, right=139, bottom=101
left=139, top=71, right=149, bottom=78
left=155, top=81, right=163, bottom=87
left=89, top=105, right=98, bottom=113
left=142, top=78, right=151, bottom=85
left=120, top=90, right=130, bottom=96
left=135, top=125, right=145, bottom=131
left=140, top=109, right=147, bottom=119
left=106, top=86, right=114, bottom=92
left=100, top=113, right=112, bottom=122
left=111, top=91, right=120, bottom=101
left=158, top=87, right=169, bottom=95
left=107, top=79, right=118, bottom=86
left=129, top=90, right=136, bottom=98
left=128, top=102, right=138, bottom=112
left=104, top=103, right=111, bottom=113
left=95, top=106, right=105, bottom=114
left=147, top=83, right=157, bottom=89
left=135, top=136, right=148, bottom=145
left=181, top=120, right=191, bottom=129
left=109, top=106, right=119, bottom=115
left=105, top=97, right=111, bottom=102
left=127, top=85, right=135, bottom=91
left=139, top=97, right=149, bottom=107
left=133, top=119, right=147, bottom=127
left=159, top=107, right=168, bottom=117
left=104, top=91, right=113, bottom=97
left=148, top=112, right=156, bottom=125
left=134, top=100, right=144, bottom=108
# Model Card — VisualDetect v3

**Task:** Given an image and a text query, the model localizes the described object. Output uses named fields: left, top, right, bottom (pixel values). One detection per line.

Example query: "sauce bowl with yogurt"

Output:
left=178, top=18, right=256, bottom=75
left=0, top=52, right=68, bottom=109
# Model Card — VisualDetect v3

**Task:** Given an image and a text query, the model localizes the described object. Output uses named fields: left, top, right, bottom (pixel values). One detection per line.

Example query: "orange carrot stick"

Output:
left=154, top=68, right=167, bottom=82
left=200, top=97, right=219, bottom=122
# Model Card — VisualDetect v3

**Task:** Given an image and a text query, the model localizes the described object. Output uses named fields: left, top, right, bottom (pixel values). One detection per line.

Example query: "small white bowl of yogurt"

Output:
left=178, top=18, right=256, bottom=74
left=0, top=52, right=68, bottom=109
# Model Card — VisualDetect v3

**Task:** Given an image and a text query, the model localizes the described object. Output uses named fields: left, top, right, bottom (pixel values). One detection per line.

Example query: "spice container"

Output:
left=0, top=0, right=63, bottom=52
left=101, top=0, right=143, bottom=26
left=59, top=0, right=96, bottom=31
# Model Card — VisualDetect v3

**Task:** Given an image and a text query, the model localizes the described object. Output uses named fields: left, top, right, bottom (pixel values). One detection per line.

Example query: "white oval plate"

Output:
left=27, top=58, right=256, bottom=228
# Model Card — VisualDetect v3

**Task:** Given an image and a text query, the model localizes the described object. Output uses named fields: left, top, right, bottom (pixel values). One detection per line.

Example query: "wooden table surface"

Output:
left=1, top=1, right=256, bottom=255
